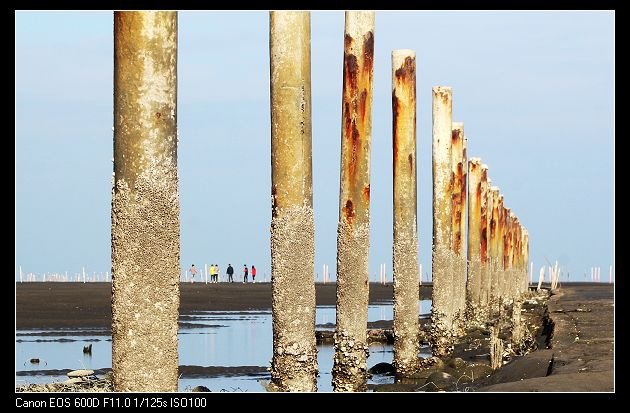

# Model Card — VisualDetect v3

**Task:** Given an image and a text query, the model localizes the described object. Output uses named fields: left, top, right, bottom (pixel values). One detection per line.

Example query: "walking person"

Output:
left=215, top=264, right=220, bottom=283
left=209, top=264, right=215, bottom=283
left=227, top=264, right=234, bottom=283
left=251, top=265, right=257, bottom=283
left=243, top=265, right=249, bottom=283
left=189, top=264, right=198, bottom=284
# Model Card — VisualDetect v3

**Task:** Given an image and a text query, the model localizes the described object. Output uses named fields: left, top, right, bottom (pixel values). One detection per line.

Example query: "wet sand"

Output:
left=476, top=283, right=614, bottom=392
left=16, top=282, right=431, bottom=330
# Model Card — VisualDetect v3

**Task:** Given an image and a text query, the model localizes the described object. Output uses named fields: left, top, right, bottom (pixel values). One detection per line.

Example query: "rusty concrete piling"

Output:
left=515, top=221, right=524, bottom=296
left=489, top=187, right=500, bottom=315
left=501, top=206, right=510, bottom=310
left=112, top=11, right=180, bottom=392
left=269, top=11, right=318, bottom=392
left=479, top=165, right=490, bottom=312
left=462, top=136, right=468, bottom=288
left=430, top=86, right=454, bottom=356
left=511, top=217, right=519, bottom=299
left=503, top=211, right=516, bottom=301
left=513, top=221, right=521, bottom=298
left=496, top=195, right=505, bottom=315
left=523, top=230, right=529, bottom=293
left=333, top=10, right=375, bottom=392
left=466, top=158, right=483, bottom=323
left=390, top=49, right=420, bottom=379
left=451, top=122, right=467, bottom=335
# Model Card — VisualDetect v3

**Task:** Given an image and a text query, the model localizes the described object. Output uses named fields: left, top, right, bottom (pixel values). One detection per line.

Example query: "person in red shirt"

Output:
left=251, top=265, right=257, bottom=283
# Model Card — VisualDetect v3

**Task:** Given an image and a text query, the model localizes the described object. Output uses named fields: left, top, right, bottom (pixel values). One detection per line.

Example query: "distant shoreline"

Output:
left=16, top=282, right=432, bottom=330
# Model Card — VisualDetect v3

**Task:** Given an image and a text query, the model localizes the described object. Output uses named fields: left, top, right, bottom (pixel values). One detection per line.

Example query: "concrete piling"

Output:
left=391, top=49, right=420, bottom=378
left=430, top=86, right=454, bottom=356
left=451, top=122, right=467, bottom=335
left=466, top=158, right=483, bottom=322
left=333, top=10, right=375, bottom=392
left=489, top=187, right=500, bottom=317
left=269, top=11, right=318, bottom=391
left=480, top=164, right=495, bottom=317
left=112, top=11, right=180, bottom=392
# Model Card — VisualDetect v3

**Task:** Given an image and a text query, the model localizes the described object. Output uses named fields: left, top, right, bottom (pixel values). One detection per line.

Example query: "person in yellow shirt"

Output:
left=209, top=264, right=216, bottom=283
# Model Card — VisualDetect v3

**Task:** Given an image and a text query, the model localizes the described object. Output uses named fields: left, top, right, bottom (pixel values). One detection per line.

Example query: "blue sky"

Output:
left=15, top=11, right=614, bottom=282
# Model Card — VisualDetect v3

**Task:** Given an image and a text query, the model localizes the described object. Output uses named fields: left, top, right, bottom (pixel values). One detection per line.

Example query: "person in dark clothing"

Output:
left=227, top=264, right=234, bottom=283
left=243, top=265, right=249, bottom=283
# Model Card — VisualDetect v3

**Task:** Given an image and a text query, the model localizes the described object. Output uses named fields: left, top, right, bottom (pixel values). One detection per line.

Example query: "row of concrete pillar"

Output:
left=110, top=10, right=529, bottom=392
left=430, top=87, right=530, bottom=357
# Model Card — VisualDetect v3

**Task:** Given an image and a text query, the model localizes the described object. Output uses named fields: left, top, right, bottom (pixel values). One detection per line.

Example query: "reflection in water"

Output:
left=16, top=301, right=432, bottom=391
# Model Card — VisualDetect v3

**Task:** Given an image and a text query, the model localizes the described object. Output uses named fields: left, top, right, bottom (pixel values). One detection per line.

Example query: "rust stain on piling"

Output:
left=360, top=90, right=368, bottom=121
left=363, top=31, right=374, bottom=73
left=344, top=49, right=359, bottom=91
left=394, top=56, right=416, bottom=80
left=344, top=199, right=355, bottom=223
left=339, top=30, right=374, bottom=221
left=392, top=93, right=400, bottom=180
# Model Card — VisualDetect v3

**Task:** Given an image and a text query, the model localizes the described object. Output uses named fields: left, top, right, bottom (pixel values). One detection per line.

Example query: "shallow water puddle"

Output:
left=16, top=300, right=432, bottom=392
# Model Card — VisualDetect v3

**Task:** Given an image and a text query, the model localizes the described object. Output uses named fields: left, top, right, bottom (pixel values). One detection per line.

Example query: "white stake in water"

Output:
left=383, top=263, right=386, bottom=284
left=19, top=266, right=23, bottom=283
